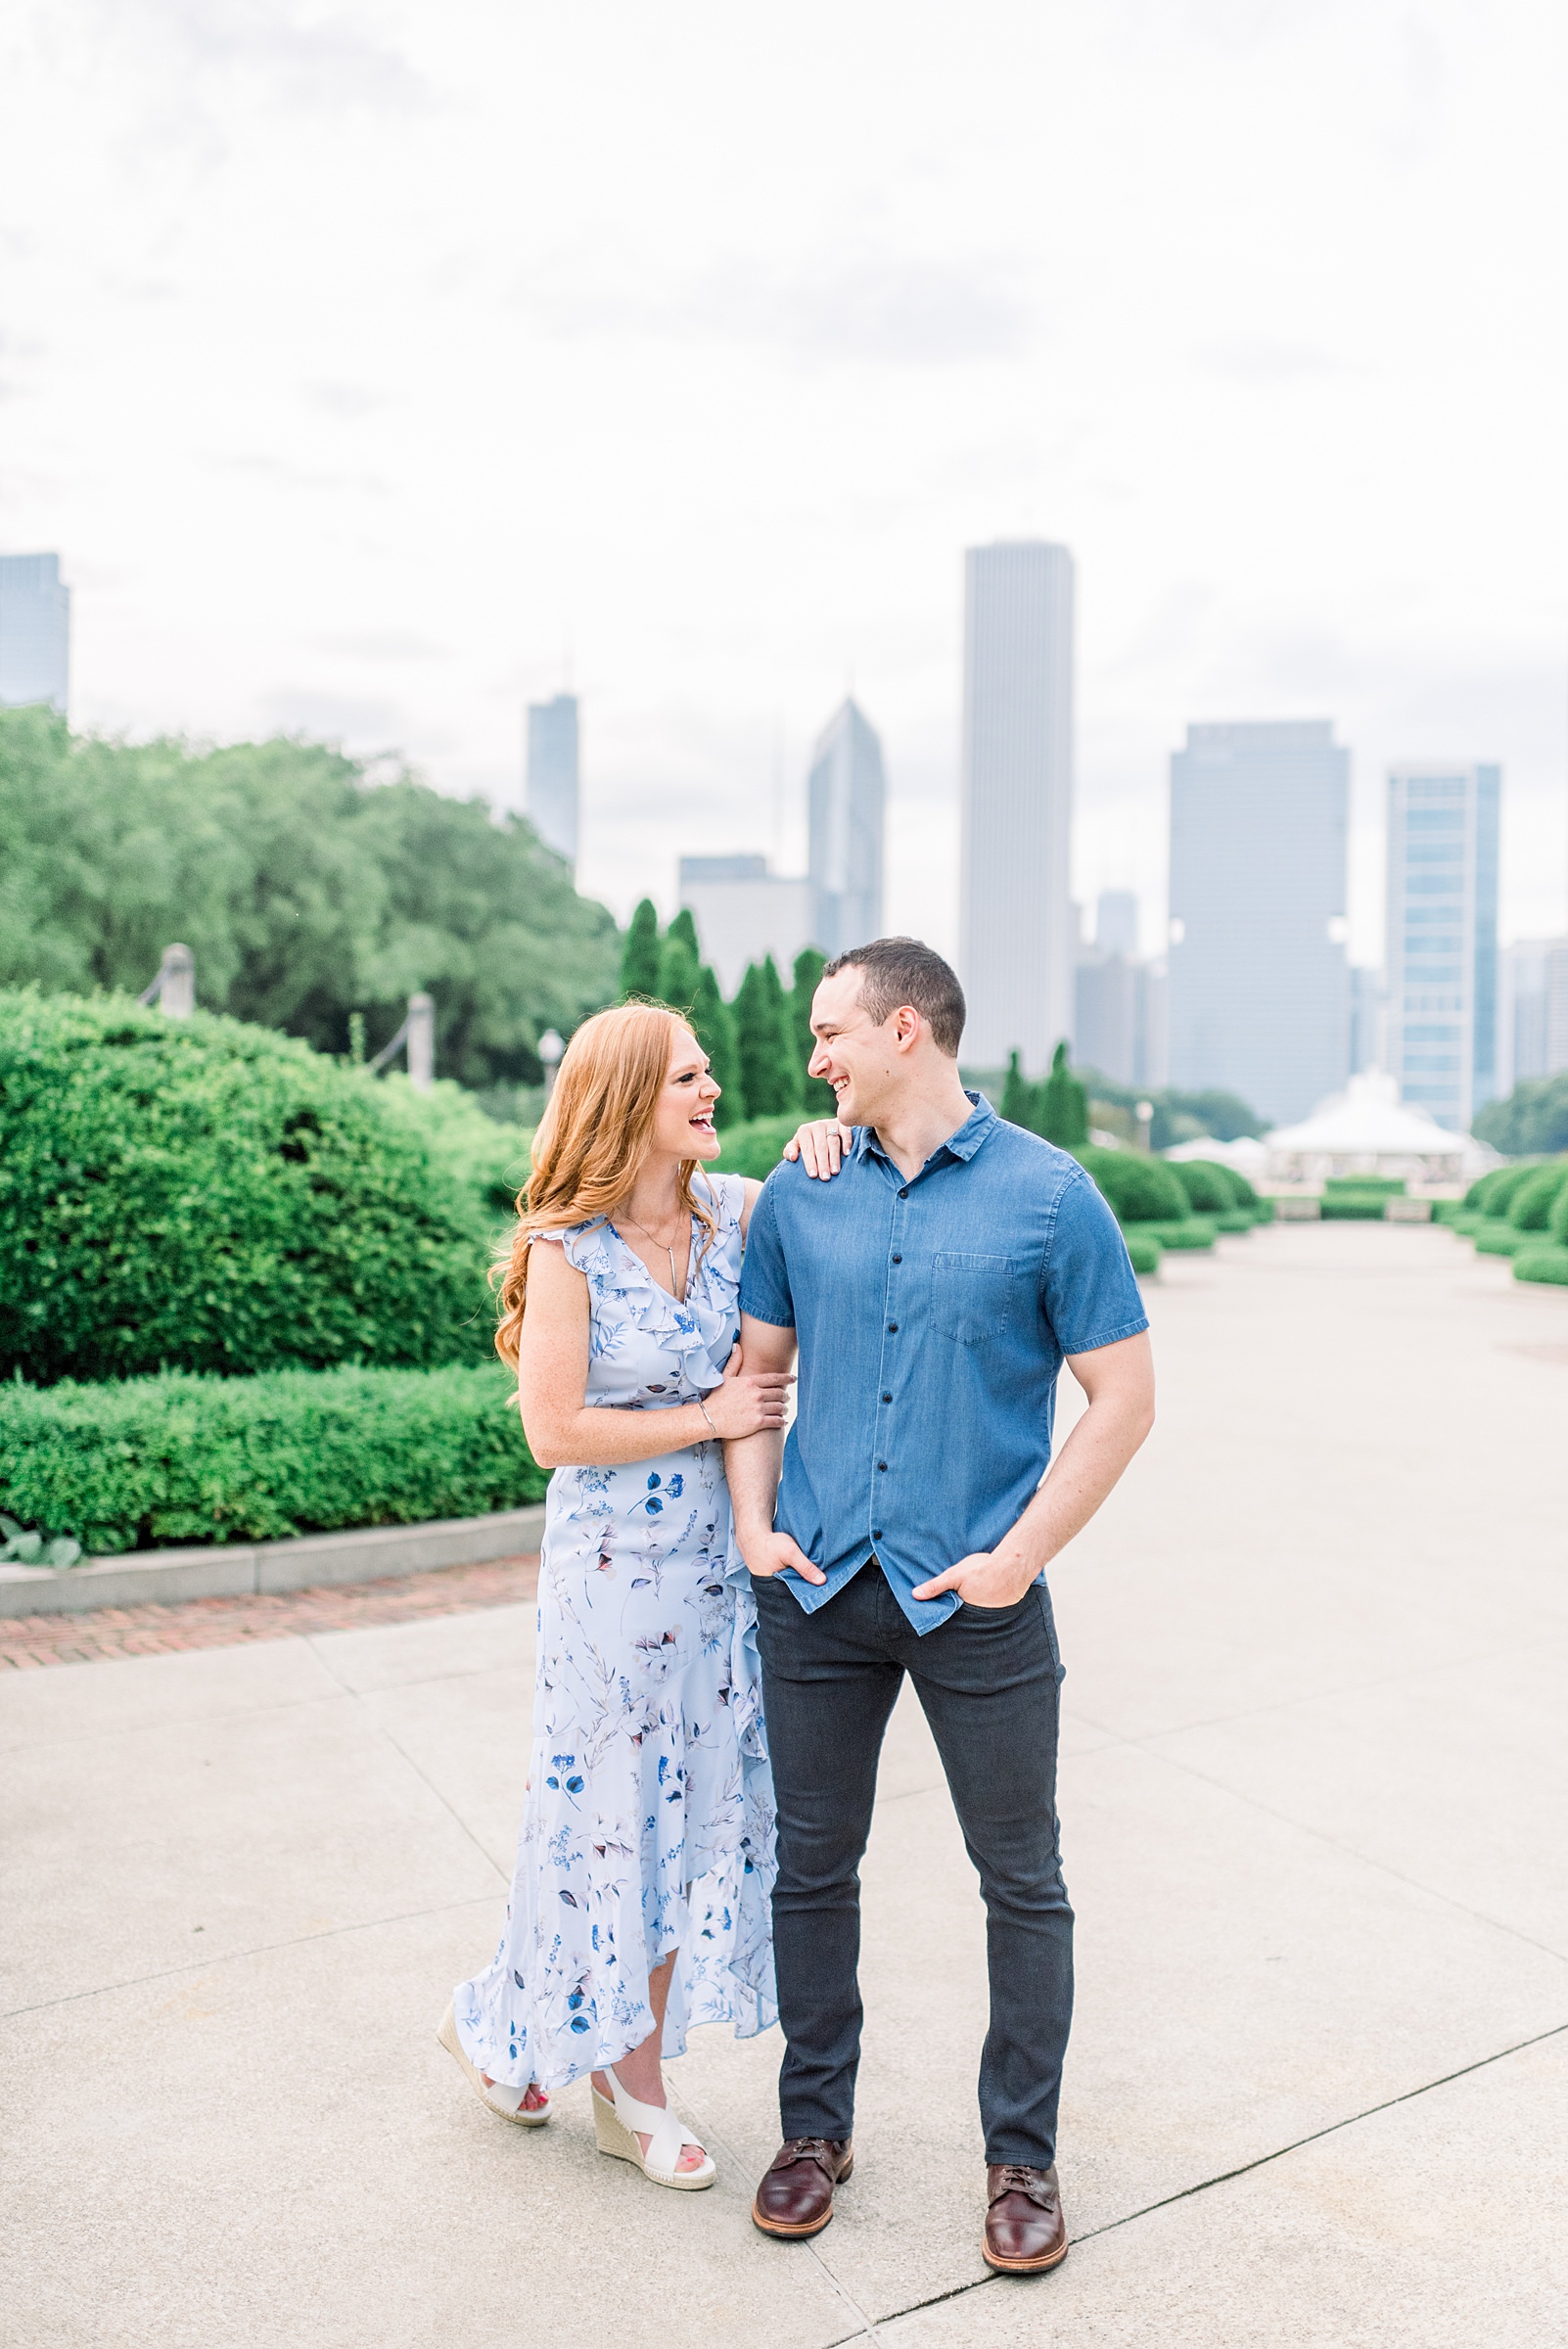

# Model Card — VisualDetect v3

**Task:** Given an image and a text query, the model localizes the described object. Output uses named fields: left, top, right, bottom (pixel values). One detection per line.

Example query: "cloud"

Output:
left=516, top=251, right=1034, bottom=368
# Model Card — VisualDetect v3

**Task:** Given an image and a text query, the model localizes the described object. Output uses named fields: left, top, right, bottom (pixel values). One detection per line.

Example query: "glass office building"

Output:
left=1385, top=763, right=1500, bottom=1131
left=807, top=698, right=885, bottom=960
left=526, top=693, right=579, bottom=872
left=0, top=553, right=70, bottom=714
left=1168, top=720, right=1351, bottom=1126
left=958, top=540, right=1076, bottom=1072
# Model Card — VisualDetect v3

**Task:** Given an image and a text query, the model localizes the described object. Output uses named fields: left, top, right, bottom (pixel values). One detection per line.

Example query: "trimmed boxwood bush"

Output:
left=1474, top=1221, right=1526, bottom=1256
left=1463, top=1163, right=1538, bottom=1218
left=1514, top=1244, right=1568, bottom=1286
left=1123, top=1229, right=1162, bottom=1276
left=1552, top=1182, right=1568, bottom=1248
left=1319, top=1188, right=1395, bottom=1220
left=1169, top=1159, right=1240, bottom=1216
left=1075, top=1145, right=1189, bottom=1224
left=714, top=1113, right=807, bottom=1180
left=1506, top=1160, right=1568, bottom=1230
left=1134, top=1218, right=1218, bottom=1250
left=0, top=990, right=496, bottom=1382
left=1324, top=1174, right=1406, bottom=1197
left=0, top=1364, right=545, bottom=1554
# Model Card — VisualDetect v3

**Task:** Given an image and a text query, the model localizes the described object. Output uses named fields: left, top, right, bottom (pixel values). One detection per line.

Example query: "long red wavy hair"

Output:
left=493, top=1001, right=718, bottom=1369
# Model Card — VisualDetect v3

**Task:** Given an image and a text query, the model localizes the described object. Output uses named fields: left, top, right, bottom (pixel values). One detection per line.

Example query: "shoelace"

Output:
left=992, top=2164, right=1053, bottom=2203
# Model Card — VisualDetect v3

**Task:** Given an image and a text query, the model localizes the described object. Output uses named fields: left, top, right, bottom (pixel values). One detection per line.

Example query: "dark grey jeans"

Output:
left=752, top=1559, right=1074, bottom=2168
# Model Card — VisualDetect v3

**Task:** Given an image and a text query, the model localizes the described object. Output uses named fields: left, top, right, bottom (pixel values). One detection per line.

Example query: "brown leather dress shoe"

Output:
left=983, top=2163, right=1069, bottom=2274
left=751, top=2138, right=854, bottom=2237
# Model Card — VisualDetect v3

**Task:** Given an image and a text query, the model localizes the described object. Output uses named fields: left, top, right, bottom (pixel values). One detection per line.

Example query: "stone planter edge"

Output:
left=0, top=1504, right=548, bottom=1621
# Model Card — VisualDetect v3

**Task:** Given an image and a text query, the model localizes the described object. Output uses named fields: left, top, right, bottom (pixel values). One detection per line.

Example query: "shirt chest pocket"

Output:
left=930, top=1252, right=1030, bottom=1347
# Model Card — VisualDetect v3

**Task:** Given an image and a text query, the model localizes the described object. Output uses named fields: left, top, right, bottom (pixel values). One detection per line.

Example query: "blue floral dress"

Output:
left=451, top=1173, right=777, bottom=2093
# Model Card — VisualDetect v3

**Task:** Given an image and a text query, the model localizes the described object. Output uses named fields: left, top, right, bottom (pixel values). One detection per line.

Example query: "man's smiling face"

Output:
left=807, top=966, right=902, bottom=1128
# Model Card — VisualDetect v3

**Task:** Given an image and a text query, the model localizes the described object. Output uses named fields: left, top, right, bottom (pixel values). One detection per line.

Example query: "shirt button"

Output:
left=877, top=1460, right=888, bottom=1471
left=891, top=1253, right=902, bottom=1264
left=899, top=1187, right=908, bottom=1198
left=881, top=1392, right=893, bottom=1403
left=873, top=1529, right=883, bottom=1541
left=887, top=1322, right=898, bottom=1333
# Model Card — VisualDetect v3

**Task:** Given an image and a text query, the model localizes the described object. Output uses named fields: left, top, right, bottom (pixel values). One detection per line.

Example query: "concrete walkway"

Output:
left=4, top=1224, right=1566, bottom=2347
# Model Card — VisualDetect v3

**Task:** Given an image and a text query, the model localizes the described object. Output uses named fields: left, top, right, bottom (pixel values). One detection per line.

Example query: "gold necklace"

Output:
left=618, top=1205, right=689, bottom=1299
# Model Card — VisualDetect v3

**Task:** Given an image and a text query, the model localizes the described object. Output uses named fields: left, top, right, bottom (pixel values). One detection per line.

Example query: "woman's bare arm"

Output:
left=515, top=1239, right=791, bottom=1469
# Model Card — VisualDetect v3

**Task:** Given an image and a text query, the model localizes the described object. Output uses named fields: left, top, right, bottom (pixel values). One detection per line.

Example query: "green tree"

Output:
left=1475, top=1072, right=1568, bottom=1156
left=621, top=898, right=663, bottom=1000
left=791, top=946, right=836, bottom=1116
left=0, top=710, right=623, bottom=1088
left=1039, top=1040, right=1089, bottom=1150
left=658, top=933, right=701, bottom=1012
left=1001, top=1048, right=1038, bottom=1133
left=733, top=955, right=801, bottom=1117
left=691, top=964, right=744, bottom=1128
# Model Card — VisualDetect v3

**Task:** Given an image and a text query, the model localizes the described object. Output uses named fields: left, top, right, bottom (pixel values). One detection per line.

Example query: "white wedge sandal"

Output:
left=591, top=2066, right=716, bottom=2190
left=436, top=2001, right=551, bottom=2126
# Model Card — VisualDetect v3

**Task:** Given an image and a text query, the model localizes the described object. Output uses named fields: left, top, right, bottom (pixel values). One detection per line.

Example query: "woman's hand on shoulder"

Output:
left=782, top=1118, right=854, bottom=1179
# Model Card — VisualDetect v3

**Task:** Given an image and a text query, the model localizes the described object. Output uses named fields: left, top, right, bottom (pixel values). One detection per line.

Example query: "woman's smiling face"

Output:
left=650, top=1025, right=721, bottom=1162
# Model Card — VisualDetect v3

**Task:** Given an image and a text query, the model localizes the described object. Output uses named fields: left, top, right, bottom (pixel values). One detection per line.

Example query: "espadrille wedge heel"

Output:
left=591, top=2066, right=715, bottom=2190
left=437, top=2002, right=551, bottom=2126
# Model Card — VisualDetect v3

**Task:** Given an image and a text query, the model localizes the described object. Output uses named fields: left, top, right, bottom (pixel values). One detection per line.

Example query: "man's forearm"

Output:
left=723, top=1425, right=784, bottom=1545
left=1002, top=1386, right=1153, bottom=1575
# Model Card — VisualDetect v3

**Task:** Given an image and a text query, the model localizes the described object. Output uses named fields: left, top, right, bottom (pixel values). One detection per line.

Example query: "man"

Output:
left=726, top=938, right=1154, bottom=2276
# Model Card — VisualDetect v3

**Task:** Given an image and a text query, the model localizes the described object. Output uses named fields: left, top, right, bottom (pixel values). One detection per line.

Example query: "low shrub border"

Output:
left=1514, top=1245, right=1568, bottom=1286
left=0, top=1363, right=545, bottom=1556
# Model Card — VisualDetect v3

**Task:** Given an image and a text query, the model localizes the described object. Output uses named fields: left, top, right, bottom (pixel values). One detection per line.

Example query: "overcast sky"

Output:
left=3, top=0, right=1565, bottom=964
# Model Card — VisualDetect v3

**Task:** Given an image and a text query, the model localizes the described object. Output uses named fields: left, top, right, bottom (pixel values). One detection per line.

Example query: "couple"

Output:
left=439, top=937, right=1154, bottom=2276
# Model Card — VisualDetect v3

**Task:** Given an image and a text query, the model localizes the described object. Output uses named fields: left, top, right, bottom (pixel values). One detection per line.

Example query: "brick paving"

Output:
left=0, top=1553, right=540, bottom=1670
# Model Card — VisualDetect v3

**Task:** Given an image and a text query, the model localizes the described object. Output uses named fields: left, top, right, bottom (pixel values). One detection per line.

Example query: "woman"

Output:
left=438, top=1002, right=832, bottom=2189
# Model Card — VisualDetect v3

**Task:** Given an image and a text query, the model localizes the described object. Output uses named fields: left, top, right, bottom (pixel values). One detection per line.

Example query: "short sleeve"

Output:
left=1042, top=1173, right=1150, bottom=1356
left=738, top=1174, right=796, bottom=1328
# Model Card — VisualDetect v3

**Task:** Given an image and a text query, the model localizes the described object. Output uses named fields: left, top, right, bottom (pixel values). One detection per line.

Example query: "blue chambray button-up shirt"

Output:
left=738, top=1092, right=1149, bottom=1634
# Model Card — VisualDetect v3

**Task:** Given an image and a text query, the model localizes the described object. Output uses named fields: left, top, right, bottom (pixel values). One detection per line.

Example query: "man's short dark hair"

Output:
left=821, top=938, right=966, bottom=1057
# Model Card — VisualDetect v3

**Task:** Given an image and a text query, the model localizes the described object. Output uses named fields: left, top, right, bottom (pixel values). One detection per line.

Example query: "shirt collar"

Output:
left=853, top=1090, right=997, bottom=1173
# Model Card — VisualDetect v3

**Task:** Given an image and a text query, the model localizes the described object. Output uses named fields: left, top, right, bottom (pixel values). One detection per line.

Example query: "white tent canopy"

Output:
left=1263, top=1071, right=1498, bottom=1184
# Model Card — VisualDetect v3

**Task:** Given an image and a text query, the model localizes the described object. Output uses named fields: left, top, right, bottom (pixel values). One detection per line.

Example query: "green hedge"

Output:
left=1463, top=1164, right=1537, bottom=1217
left=1506, top=1160, right=1568, bottom=1231
left=1323, top=1174, right=1406, bottom=1197
left=0, top=1364, right=545, bottom=1555
left=1474, top=1221, right=1526, bottom=1256
left=1134, top=1218, right=1218, bottom=1250
left=1168, top=1159, right=1236, bottom=1216
left=0, top=990, right=497, bottom=1383
left=1514, top=1244, right=1568, bottom=1286
left=713, top=1112, right=810, bottom=1180
left=1319, top=1192, right=1393, bottom=1221
left=1123, top=1229, right=1162, bottom=1276
left=1076, top=1145, right=1189, bottom=1224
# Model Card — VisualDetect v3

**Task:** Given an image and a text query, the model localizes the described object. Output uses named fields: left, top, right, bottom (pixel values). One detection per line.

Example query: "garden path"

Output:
left=3, top=1223, right=1566, bottom=2348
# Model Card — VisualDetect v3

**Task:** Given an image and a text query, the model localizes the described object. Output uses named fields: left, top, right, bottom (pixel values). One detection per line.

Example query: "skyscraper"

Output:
left=1385, top=763, right=1500, bottom=1130
left=0, top=553, right=70, bottom=714
left=526, top=694, right=579, bottom=872
left=1095, top=889, right=1139, bottom=959
left=1168, top=720, right=1350, bottom=1125
left=677, top=855, right=812, bottom=993
left=807, top=698, right=885, bottom=958
left=1500, top=936, right=1568, bottom=1091
left=959, top=541, right=1075, bottom=1072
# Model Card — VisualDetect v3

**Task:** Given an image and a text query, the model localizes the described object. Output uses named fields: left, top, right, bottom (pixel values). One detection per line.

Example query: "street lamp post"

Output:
left=538, top=1030, right=565, bottom=1101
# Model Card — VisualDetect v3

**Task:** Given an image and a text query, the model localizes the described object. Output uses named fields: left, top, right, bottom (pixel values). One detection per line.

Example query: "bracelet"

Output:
left=696, top=1396, right=719, bottom=1439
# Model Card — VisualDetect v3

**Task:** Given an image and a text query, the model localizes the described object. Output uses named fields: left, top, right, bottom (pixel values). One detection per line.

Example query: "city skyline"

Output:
left=526, top=691, right=580, bottom=873
left=2, top=4, right=1563, bottom=969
